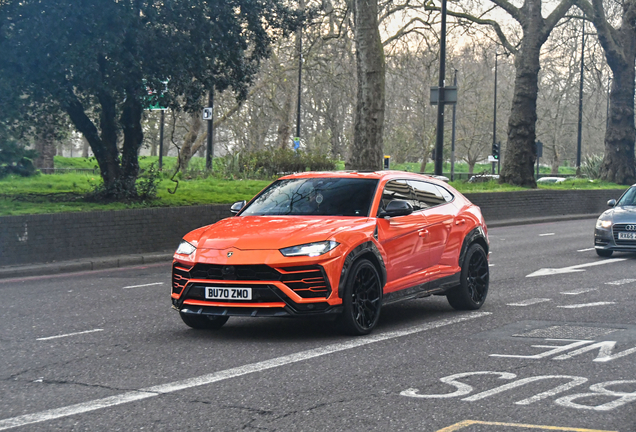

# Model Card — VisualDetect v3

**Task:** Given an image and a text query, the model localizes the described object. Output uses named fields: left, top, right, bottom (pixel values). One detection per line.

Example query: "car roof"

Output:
left=278, top=170, right=447, bottom=185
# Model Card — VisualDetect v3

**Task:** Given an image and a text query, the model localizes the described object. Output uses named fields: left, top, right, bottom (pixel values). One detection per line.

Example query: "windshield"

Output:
left=617, top=186, right=636, bottom=206
left=241, top=178, right=379, bottom=217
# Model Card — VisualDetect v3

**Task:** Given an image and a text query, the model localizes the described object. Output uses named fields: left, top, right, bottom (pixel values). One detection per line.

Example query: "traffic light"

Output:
left=492, top=142, right=500, bottom=160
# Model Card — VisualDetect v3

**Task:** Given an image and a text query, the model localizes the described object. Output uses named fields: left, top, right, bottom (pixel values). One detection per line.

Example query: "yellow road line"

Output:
left=436, top=420, right=617, bottom=432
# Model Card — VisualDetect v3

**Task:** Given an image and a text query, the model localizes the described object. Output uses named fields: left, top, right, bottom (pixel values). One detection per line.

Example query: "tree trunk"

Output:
left=276, top=74, right=295, bottom=149
left=82, top=137, right=89, bottom=158
left=500, top=42, right=542, bottom=187
left=119, top=88, right=144, bottom=195
left=600, top=64, right=636, bottom=184
left=346, top=0, right=385, bottom=171
left=33, top=124, right=57, bottom=171
left=178, top=113, right=203, bottom=171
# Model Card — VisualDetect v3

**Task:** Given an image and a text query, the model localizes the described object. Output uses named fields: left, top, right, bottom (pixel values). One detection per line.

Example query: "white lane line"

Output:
left=488, top=264, right=495, bottom=267
left=526, top=258, right=627, bottom=277
left=539, top=233, right=555, bottom=237
left=560, top=288, right=597, bottom=295
left=577, top=247, right=595, bottom=252
left=0, top=312, right=490, bottom=431
left=36, top=329, right=104, bottom=341
left=122, top=282, right=164, bottom=289
left=558, top=302, right=616, bottom=309
left=506, top=298, right=551, bottom=307
left=605, top=279, right=636, bottom=286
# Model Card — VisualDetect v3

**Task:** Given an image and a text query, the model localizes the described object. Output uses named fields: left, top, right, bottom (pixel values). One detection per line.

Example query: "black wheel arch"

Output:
left=458, top=226, right=489, bottom=268
left=338, top=241, right=387, bottom=299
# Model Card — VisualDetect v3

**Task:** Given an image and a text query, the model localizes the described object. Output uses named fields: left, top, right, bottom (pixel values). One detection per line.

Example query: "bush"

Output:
left=217, top=149, right=336, bottom=179
left=0, top=140, right=38, bottom=178
left=580, top=154, right=604, bottom=180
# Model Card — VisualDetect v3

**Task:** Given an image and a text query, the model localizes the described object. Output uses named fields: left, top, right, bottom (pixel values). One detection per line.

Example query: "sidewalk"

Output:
left=0, top=214, right=598, bottom=280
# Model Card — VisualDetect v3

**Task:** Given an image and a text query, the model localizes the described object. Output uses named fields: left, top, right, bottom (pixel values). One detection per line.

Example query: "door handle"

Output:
left=455, top=218, right=466, bottom=226
left=418, top=229, right=429, bottom=238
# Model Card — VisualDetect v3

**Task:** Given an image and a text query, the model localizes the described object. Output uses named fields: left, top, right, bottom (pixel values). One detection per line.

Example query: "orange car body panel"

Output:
left=172, top=171, right=488, bottom=315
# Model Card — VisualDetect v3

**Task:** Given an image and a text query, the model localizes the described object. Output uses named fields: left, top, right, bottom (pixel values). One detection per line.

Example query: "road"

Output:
left=0, top=218, right=635, bottom=432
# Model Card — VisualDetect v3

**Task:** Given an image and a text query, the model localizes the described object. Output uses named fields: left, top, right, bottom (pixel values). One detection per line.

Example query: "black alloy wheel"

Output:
left=338, top=258, right=383, bottom=335
left=596, top=249, right=613, bottom=257
left=179, top=311, right=229, bottom=330
left=447, top=243, right=489, bottom=310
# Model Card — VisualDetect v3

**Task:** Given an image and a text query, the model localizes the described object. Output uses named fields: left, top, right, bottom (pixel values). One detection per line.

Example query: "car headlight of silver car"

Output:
left=280, top=241, right=339, bottom=257
left=596, top=219, right=612, bottom=229
left=176, top=240, right=197, bottom=255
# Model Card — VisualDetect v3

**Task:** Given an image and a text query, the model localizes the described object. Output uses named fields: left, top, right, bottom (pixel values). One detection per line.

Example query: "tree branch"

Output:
left=382, top=17, right=433, bottom=46
left=542, top=0, right=577, bottom=42
left=487, top=0, right=522, bottom=22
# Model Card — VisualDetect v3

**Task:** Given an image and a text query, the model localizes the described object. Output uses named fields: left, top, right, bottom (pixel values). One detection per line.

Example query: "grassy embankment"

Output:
left=0, top=156, right=624, bottom=216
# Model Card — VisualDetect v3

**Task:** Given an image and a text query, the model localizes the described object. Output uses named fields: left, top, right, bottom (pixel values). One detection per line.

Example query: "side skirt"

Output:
left=383, top=273, right=460, bottom=306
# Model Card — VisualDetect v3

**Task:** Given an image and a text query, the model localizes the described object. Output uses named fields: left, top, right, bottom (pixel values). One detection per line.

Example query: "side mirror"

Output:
left=607, top=199, right=616, bottom=208
left=230, top=200, right=246, bottom=215
left=379, top=200, right=413, bottom=218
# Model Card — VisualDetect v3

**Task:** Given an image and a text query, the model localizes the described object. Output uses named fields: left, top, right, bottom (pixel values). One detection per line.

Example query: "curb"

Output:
left=0, top=215, right=599, bottom=280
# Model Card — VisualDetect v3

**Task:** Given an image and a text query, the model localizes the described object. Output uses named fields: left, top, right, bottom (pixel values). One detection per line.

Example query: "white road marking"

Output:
left=539, top=233, right=555, bottom=237
left=526, top=258, right=626, bottom=277
left=561, top=288, right=598, bottom=295
left=0, top=312, right=490, bottom=431
left=605, top=279, right=636, bottom=286
left=488, top=264, right=495, bottom=267
left=506, top=298, right=551, bottom=307
left=122, top=282, right=164, bottom=289
left=558, top=302, right=616, bottom=309
left=577, top=248, right=595, bottom=252
left=36, top=329, right=104, bottom=341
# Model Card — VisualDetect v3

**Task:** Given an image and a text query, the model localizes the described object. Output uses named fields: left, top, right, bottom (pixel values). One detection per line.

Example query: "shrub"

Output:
left=580, top=154, right=604, bottom=180
left=0, top=140, right=38, bottom=178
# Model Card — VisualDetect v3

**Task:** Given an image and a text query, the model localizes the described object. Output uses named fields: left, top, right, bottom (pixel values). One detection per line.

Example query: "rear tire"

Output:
left=447, top=243, right=489, bottom=310
left=337, top=258, right=383, bottom=336
left=596, top=249, right=613, bottom=257
left=180, top=312, right=229, bottom=330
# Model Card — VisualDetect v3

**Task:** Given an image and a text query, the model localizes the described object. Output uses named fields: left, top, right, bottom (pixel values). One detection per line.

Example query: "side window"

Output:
left=408, top=180, right=446, bottom=209
left=378, top=180, right=414, bottom=214
left=435, top=185, right=454, bottom=202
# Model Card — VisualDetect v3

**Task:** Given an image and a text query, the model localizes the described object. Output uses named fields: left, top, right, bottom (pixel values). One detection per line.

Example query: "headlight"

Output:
left=596, top=219, right=612, bottom=229
left=280, top=241, right=339, bottom=257
left=176, top=240, right=197, bottom=255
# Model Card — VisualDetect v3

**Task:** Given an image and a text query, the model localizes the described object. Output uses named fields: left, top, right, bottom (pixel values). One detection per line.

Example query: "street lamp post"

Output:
left=205, top=90, right=214, bottom=171
left=434, top=0, right=447, bottom=176
left=492, top=51, right=500, bottom=175
left=450, top=69, right=458, bottom=181
left=576, top=13, right=585, bottom=167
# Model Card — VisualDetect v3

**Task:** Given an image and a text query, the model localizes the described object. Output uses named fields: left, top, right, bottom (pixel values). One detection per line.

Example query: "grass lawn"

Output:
left=0, top=157, right=624, bottom=216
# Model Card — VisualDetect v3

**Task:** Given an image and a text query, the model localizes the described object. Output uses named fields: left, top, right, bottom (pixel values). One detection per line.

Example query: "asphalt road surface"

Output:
left=1, top=218, right=635, bottom=432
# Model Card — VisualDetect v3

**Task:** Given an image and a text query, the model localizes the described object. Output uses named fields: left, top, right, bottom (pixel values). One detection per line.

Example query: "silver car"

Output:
left=594, top=184, right=636, bottom=257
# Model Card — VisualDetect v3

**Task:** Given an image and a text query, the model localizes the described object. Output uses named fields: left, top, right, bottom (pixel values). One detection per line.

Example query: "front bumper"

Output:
left=171, top=259, right=344, bottom=317
left=594, top=225, right=636, bottom=253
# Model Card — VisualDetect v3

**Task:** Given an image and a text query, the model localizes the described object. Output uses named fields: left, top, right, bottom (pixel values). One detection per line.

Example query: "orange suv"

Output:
left=172, top=171, right=489, bottom=335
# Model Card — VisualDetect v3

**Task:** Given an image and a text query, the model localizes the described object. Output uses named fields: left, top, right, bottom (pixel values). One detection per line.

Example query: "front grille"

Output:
left=172, top=263, right=192, bottom=294
left=613, top=224, right=636, bottom=246
left=189, top=264, right=280, bottom=281
left=279, top=267, right=330, bottom=298
left=173, top=263, right=331, bottom=299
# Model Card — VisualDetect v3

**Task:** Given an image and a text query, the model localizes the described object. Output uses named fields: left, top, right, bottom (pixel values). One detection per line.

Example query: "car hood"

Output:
left=601, top=205, right=636, bottom=223
left=190, top=216, right=369, bottom=250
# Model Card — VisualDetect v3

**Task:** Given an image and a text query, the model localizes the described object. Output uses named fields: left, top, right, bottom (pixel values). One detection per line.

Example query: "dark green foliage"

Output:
left=217, top=149, right=336, bottom=179
left=0, top=140, right=37, bottom=178
left=0, top=0, right=299, bottom=199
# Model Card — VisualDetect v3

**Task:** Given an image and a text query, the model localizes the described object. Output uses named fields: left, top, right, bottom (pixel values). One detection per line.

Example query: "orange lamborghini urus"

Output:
left=172, top=171, right=489, bottom=335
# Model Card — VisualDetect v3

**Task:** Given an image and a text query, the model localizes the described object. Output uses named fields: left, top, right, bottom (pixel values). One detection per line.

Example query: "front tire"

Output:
left=338, top=258, right=383, bottom=336
left=447, top=243, right=489, bottom=310
left=180, top=312, right=229, bottom=330
left=596, top=248, right=613, bottom=257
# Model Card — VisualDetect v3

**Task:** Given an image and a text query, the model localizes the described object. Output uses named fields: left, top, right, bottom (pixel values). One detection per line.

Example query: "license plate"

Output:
left=618, top=232, right=636, bottom=240
left=205, top=287, right=252, bottom=300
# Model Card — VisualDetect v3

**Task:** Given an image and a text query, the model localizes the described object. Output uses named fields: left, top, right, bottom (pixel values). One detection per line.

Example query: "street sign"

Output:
left=430, top=86, right=458, bottom=105
left=384, top=155, right=390, bottom=169
left=292, top=137, right=300, bottom=150
left=488, top=155, right=497, bottom=162
left=202, top=108, right=213, bottom=121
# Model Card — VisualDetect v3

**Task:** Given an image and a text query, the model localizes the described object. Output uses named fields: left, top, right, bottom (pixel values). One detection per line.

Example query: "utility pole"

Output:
left=434, top=0, right=447, bottom=176
left=576, top=13, right=585, bottom=167
left=450, top=69, right=458, bottom=181
left=205, top=90, right=214, bottom=171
